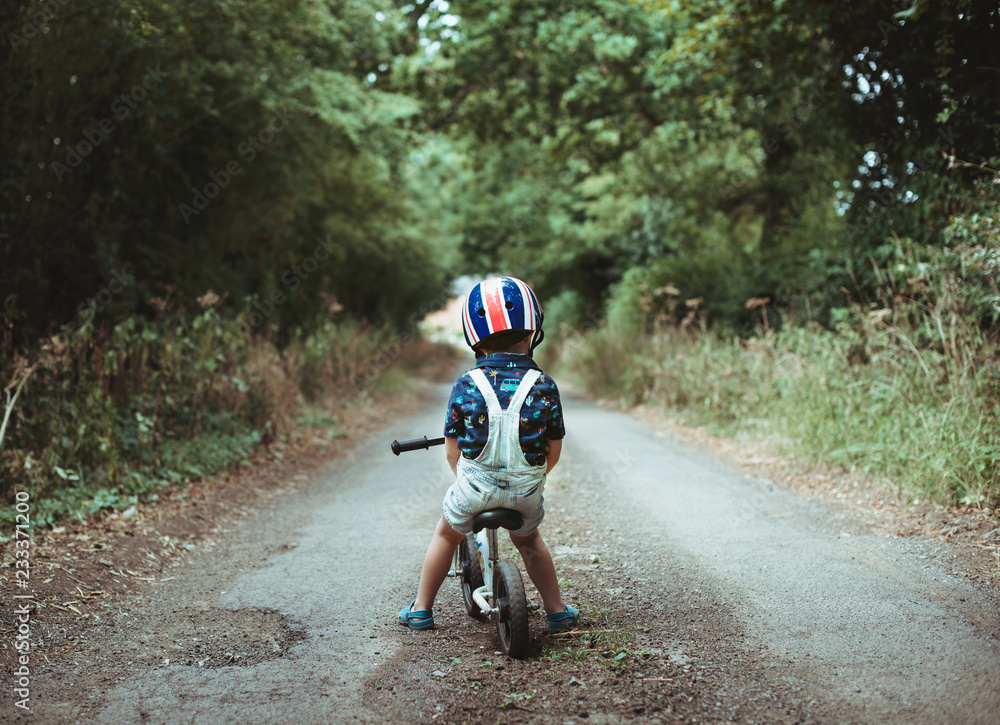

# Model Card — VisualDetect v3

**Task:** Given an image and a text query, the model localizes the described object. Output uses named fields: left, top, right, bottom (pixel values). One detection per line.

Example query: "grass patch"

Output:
left=499, top=689, right=537, bottom=709
left=557, top=291, right=999, bottom=507
left=0, top=302, right=446, bottom=526
left=539, top=603, right=642, bottom=672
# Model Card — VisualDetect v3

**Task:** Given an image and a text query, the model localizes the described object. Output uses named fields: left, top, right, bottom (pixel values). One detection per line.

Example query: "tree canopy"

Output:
left=2, top=0, right=456, bottom=344
left=416, top=0, right=999, bottom=329
left=2, top=0, right=997, bottom=342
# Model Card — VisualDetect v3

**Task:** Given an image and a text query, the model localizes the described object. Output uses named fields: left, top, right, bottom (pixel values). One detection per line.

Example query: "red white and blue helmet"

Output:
left=462, top=276, right=544, bottom=352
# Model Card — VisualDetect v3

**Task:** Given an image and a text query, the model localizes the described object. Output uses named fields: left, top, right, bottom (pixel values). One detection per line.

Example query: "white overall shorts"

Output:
left=442, top=368, right=548, bottom=537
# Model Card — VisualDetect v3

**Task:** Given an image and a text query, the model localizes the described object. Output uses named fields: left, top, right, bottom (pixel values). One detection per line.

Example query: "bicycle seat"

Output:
left=472, top=508, right=524, bottom=533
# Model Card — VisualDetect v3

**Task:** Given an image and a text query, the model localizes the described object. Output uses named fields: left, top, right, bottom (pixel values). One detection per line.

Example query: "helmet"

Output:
left=462, top=276, right=544, bottom=353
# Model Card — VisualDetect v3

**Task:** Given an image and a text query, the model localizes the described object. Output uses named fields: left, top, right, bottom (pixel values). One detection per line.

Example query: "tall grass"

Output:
left=0, top=299, right=404, bottom=524
left=558, top=256, right=1000, bottom=507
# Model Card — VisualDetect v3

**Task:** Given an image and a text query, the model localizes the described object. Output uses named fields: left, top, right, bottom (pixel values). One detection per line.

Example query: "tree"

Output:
left=0, top=0, right=454, bottom=345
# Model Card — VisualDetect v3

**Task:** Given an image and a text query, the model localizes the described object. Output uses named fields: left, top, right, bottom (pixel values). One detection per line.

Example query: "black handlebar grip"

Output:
left=391, top=436, right=446, bottom=456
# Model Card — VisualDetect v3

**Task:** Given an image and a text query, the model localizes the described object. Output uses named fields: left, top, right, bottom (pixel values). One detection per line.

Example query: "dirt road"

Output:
left=27, top=381, right=1000, bottom=724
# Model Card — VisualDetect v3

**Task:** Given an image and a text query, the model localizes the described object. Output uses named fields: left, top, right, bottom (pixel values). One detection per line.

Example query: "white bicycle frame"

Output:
left=448, top=527, right=539, bottom=615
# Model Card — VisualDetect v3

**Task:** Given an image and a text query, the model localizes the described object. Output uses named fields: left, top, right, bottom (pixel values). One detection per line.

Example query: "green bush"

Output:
left=561, top=243, right=1000, bottom=507
left=0, top=300, right=398, bottom=524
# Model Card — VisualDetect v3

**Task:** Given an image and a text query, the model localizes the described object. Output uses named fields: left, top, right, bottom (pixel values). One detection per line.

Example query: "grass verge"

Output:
left=555, top=299, right=999, bottom=508
left=0, top=301, right=454, bottom=528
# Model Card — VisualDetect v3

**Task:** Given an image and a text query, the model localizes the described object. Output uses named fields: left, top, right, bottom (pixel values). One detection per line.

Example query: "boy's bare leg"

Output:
left=413, top=516, right=464, bottom=613
left=508, top=529, right=567, bottom=615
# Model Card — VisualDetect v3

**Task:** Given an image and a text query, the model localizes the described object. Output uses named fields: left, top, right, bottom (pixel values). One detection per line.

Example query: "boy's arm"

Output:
left=545, top=439, right=562, bottom=474
left=445, top=436, right=460, bottom=476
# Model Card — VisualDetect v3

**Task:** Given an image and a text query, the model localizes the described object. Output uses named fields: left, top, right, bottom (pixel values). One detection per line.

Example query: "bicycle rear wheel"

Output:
left=493, top=560, right=529, bottom=658
left=459, top=533, right=484, bottom=617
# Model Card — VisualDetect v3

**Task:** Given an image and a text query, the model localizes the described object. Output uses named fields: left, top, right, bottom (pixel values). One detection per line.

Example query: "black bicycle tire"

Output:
left=494, top=560, right=530, bottom=658
left=459, top=533, right=485, bottom=618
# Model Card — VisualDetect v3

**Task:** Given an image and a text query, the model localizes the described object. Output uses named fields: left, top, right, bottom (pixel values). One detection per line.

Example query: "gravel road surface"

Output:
left=29, top=381, right=1000, bottom=724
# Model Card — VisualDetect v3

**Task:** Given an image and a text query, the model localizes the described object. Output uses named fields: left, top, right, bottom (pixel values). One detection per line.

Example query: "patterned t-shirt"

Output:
left=443, top=353, right=566, bottom=466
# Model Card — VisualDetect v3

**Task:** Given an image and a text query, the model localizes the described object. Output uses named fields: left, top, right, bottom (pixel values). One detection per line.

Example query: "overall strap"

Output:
left=506, top=369, right=541, bottom=416
left=466, top=367, right=543, bottom=471
left=467, top=368, right=502, bottom=415
left=468, top=368, right=540, bottom=414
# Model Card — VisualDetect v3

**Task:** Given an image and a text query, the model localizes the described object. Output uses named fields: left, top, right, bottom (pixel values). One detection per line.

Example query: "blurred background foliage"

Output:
left=1, top=0, right=998, bottom=515
left=424, top=0, right=998, bottom=332
left=1, top=0, right=455, bottom=339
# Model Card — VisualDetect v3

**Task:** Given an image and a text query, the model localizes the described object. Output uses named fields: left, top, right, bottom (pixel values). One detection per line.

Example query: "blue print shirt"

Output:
left=443, top=353, right=566, bottom=466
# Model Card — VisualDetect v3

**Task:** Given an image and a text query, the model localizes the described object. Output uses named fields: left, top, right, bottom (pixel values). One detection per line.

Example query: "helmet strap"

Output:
left=530, top=328, right=545, bottom=353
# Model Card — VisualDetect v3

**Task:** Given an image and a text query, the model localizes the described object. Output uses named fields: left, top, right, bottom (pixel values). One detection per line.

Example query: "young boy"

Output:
left=399, top=276, right=579, bottom=633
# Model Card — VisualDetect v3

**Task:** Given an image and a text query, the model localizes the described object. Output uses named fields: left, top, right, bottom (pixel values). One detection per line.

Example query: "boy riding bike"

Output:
left=399, top=276, right=579, bottom=633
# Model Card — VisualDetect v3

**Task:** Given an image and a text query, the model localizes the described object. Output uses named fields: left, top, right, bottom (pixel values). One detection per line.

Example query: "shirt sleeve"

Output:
left=443, top=374, right=468, bottom=438
left=543, top=378, right=566, bottom=441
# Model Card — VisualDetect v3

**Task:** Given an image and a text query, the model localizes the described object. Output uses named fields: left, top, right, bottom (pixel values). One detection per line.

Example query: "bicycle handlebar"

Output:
left=391, top=435, right=446, bottom=456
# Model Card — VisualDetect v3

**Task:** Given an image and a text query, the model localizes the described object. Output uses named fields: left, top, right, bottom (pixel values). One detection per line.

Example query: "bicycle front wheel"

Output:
left=493, top=560, right=529, bottom=658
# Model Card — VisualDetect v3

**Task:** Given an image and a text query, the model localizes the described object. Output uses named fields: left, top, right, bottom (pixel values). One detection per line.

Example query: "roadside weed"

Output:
left=539, top=603, right=642, bottom=671
left=0, top=305, right=438, bottom=525
left=499, top=689, right=537, bottom=709
left=559, top=273, right=1000, bottom=508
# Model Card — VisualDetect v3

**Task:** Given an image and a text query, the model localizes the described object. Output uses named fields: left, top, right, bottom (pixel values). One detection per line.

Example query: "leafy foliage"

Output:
left=416, top=0, right=997, bottom=330
left=2, top=1, right=997, bottom=513
left=1, top=0, right=454, bottom=343
left=561, top=246, right=1000, bottom=505
left=0, top=297, right=399, bottom=523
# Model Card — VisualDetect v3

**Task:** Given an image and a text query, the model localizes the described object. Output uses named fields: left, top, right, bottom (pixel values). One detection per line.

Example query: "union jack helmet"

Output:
left=462, top=276, right=544, bottom=353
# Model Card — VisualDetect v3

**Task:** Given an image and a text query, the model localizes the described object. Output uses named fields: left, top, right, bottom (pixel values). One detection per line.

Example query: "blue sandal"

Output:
left=546, top=605, right=579, bottom=634
left=398, top=600, right=435, bottom=630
